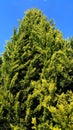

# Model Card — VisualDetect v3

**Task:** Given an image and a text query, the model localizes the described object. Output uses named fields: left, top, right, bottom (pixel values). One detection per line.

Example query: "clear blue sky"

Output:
left=0, top=0, right=73, bottom=54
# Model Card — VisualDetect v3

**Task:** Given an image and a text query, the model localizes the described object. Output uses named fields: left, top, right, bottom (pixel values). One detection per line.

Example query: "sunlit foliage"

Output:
left=0, top=8, right=73, bottom=130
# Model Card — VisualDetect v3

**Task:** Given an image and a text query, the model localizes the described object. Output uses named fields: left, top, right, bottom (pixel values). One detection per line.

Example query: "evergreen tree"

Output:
left=1, top=8, right=73, bottom=129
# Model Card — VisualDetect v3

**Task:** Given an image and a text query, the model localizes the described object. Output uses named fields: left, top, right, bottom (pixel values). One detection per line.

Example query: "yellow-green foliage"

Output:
left=0, top=8, right=73, bottom=130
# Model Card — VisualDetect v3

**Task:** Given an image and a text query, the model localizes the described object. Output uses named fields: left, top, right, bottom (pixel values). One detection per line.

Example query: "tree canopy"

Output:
left=0, top=8, right=73, bottom=130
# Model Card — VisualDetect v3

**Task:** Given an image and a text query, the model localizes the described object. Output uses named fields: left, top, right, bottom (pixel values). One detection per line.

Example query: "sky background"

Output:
left=0, top=0, right=73, bottom=54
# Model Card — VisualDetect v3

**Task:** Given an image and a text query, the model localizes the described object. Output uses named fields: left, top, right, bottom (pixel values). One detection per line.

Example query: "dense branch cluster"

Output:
left=0, top=9, right=73, bottom=130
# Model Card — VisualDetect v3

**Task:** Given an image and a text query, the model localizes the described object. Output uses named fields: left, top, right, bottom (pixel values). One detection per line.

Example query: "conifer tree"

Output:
left=1, top=8, right=73, bottom=129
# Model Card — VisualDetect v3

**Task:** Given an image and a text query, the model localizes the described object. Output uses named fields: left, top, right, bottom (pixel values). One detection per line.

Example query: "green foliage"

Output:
left=0, top=8, right=73, bottom=129
left=0, top=57, right=2, bottom=85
